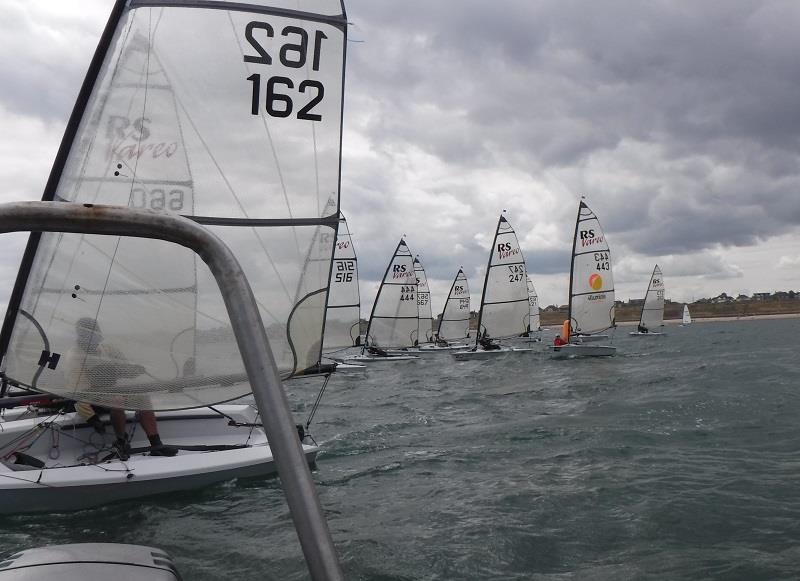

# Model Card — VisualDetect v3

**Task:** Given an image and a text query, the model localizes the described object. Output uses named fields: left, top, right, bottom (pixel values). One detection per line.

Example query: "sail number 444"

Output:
left=244, top=22, right=327, bottom=120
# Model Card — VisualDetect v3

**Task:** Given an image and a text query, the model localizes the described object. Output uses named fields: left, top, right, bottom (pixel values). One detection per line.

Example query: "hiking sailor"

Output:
left=65, top=317, right=178, bottom=459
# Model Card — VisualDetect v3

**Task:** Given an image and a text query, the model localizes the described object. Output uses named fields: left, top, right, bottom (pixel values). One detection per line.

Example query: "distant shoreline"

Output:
left=539, top=312, right=800, bottom=329
left=661, top=312, right=800, bottom=324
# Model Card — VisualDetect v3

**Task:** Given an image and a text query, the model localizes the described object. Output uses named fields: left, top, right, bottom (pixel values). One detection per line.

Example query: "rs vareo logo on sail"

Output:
left=392, top=264, right=414, bottom=281
left=580, top=229, right=604, bottom=247
left=496, top=242, right=520, bottom=259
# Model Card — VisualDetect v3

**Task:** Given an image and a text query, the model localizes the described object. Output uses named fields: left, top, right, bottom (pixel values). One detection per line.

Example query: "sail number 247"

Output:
left=244, top=22, right=327, bottom=120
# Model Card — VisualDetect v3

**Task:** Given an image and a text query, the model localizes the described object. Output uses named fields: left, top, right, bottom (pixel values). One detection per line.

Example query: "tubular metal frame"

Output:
left=0, top=201, right=343, bottom=581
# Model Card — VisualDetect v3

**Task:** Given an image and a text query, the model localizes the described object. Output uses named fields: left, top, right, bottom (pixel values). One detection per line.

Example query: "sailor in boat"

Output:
left=65, top=318, right=178, bottom=460
left=366, top=345, right=389, bottom=357
left=478, top=332, right=501, bottom=351
left=637, top=323, right=649, bottom=334
left=553, top=334, right=567, bottom=347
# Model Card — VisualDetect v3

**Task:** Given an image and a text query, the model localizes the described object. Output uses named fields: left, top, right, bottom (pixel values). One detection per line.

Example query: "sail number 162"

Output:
left=244, top=22, right=327, bottom=120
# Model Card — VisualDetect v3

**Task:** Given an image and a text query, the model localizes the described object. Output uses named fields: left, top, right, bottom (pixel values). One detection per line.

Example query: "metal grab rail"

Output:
left=0, top=201, right=344, bottom=581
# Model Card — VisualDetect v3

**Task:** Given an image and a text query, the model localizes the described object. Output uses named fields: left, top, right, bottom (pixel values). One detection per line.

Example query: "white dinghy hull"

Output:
left=452, top=347, right=532, bottom=361
left=0, top=405, right=317, bottom=514
left=571, top=334, right=610, bottom=343
left=339, top=354, right=419, bottom=363
left=550, top=344, right=617, bottom=358
left=628, top=331, right=665, bottom=336
left=417, top=343, right=470, bottom=352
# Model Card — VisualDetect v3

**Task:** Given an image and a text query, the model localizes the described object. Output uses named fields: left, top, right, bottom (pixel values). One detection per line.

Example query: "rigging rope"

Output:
left=305, top=372, right=332, bottom=432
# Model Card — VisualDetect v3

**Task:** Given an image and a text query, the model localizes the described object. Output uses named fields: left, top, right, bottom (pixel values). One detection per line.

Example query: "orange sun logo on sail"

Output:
left=589, top=273, right=603, bottom=290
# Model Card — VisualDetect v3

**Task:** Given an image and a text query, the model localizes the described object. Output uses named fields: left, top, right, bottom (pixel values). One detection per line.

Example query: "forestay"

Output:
left=639, top=265, right=665, bottom=329
left=413, top=257, right=433, bottom=345
left=437, top=269, right=470, bottom=341
left=322, top=212, right=360, bottom=350
left=475, top=216, right=529, bottom=342
left=0, top=0, right=347, bottom=410
left=364, top=239, right=418, bottom=349
left=526, top=276, right=541, bottom=332
left=568, top=201, right=615, bottom=336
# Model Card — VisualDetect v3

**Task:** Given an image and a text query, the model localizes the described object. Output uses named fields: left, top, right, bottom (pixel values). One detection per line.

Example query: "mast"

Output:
left=474, top=214, right=504, bottom=347
left=566, top=200, right=583, bottom=340
left=436, top=268, right=461, bottom=339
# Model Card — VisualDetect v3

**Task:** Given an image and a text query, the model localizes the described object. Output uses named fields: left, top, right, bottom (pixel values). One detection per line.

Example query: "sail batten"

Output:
left=1, top=0, right=347, bottom=410
left=567, top=201, right=615, bottom=337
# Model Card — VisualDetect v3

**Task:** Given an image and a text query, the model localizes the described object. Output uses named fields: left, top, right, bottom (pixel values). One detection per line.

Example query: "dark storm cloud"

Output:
left=524, top=248, right=570, bottom=276
left=345, top=0, right=800, bottom=260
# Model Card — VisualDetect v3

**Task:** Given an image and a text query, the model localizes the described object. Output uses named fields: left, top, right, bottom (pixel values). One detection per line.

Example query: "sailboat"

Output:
left=0, top=0, right=347, bottom=512
left=630, top=265, right=665, bottom=336
left=511, top=275, right=542, bottom=344
left=681, top=304, right=692, bottom=326
left=341, top=239, right=420, bottom=362
left=413, top=256, right=434, bottom=346
left=453, top=215, right=532, bottom=360
left=551, top=201, right=616, bottom=358
left=419, top=268, right=471, bottom=351
left=320, top=212, right=365, bottom=370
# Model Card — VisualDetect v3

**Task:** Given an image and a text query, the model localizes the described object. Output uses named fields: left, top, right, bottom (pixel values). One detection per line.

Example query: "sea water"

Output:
left=2, top=318, right=800, bottom=580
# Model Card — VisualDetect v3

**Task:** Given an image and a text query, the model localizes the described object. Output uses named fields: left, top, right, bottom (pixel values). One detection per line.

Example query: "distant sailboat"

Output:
left=630, top=265, right=665, bottom=336
left=521, top=275, right=542, bottom=342
left=552, top=201, right=616, bottom=358
left=681, top=304, right=692, bottom=326
left=413, top=256, right=434, bottom=346
left=344, top=239, right=419, bottom=362
left=321, top=213, right=365, bottom=370
left=453, top=215, right=532, bottom=359
left=419, top=268, right=470, bottom=351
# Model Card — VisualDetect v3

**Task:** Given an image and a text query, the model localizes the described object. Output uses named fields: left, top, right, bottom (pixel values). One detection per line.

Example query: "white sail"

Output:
left=437, top=269, right=470, bottom=341
left=0, top=2, right=347, bottom=410
left=568, top=201, right=615, bottom=336
left=525, top=276, right=541, bottom=333
left=682, top=304, right=692, bottom=325
left=476, top=215, right=529, bottom=342
left=364, top=239, right=418, bottom=348
left=413, top=256, right=433, bottom=345
left=323, top=212, right=360, bottom=350
left=638, top=265, right=665, bottom=330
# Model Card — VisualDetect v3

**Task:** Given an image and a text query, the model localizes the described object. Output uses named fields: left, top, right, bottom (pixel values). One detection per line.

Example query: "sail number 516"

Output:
left=244, top=22, right=327, bottom=120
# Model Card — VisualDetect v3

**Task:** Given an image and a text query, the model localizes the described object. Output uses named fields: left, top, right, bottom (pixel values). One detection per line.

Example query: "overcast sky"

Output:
left=1, top=0, right=799, bottom=320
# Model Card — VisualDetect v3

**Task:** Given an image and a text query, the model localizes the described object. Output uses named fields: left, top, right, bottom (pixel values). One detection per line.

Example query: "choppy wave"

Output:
left=3, top=319, right=800, bottom=580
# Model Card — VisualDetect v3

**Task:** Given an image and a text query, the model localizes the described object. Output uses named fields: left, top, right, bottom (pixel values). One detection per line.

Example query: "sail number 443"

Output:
left=594, top=251, right=610, bottom=271
left=244, top=22, right=327, bottom=120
